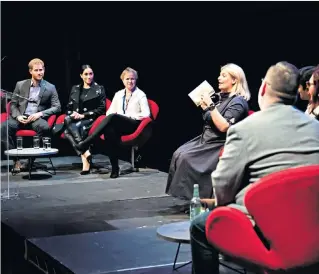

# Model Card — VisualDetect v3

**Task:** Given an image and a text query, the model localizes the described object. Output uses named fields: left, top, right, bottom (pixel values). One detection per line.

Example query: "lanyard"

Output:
left=122, top=89, right=133, bottom=114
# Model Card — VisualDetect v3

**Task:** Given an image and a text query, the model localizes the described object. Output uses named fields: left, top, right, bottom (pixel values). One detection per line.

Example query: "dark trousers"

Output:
left=1, top=117, right=50, bottom=151
left=190, top=209, right=220, bottom=274
left=80, top=114, right=140, bottom=169
left=63, top=116, right=92, bottom=156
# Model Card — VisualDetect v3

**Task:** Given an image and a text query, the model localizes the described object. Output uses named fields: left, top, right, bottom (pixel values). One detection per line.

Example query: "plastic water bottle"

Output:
left=190, top=184, right=201, bottom=221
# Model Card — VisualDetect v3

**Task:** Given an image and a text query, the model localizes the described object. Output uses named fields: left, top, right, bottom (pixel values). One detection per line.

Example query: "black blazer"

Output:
left=67, top=82, right=106, bottom=120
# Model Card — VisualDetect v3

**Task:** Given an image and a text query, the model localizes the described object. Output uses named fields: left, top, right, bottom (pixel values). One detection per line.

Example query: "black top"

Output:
left=67, top=82, right=106, bottom=120
left=80, top=87, right=91, bottom=103
left=201, top=94, right=249, bottom=143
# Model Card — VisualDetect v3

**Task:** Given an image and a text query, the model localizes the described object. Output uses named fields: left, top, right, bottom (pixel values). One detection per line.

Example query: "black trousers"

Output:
left=80, top=114, right=140, bottom=168
left=1, top=117, right=50, bottom=151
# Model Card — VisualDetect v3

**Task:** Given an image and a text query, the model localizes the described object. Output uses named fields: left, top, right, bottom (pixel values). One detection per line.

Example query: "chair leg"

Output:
left=131, top=146, right=135, bottom=169
left=131, top=146, right=139, bottom=172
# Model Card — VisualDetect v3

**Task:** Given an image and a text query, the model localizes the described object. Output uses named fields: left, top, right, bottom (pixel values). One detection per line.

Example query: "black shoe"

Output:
left=80, top=155, right=92, bottom=175
left=110, top=168, right=119, bottom=179
left=80, top=169, right=91, bottom=175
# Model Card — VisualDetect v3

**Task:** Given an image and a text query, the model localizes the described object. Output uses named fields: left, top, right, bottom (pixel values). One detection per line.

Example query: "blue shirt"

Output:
left=24, top=80, right=41, bottom=115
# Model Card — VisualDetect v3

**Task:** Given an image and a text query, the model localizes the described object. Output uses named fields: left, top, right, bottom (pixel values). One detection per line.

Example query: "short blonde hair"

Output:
left=221, top=63, right=250, bottom=100
left=28, top=58, right=45, bottom=70
left=120, top=67, right=138, bottom=81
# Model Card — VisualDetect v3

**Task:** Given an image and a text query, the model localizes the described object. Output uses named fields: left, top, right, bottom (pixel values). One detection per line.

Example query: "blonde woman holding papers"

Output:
left=166, top=63, right=250, bottom=203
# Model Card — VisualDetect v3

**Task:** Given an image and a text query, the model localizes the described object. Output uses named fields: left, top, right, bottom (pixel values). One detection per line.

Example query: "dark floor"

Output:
left=1, top=154, right=250, bottom=274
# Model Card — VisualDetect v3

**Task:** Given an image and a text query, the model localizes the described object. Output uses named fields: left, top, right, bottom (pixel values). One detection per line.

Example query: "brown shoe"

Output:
left=12, top=160, right=22, bottom=174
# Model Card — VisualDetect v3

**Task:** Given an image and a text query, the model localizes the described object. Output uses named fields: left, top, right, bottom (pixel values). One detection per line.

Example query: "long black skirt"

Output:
left=165, top=135, right=225, bottom=200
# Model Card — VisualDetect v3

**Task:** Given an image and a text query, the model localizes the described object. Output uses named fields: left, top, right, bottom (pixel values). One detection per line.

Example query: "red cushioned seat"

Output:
left=2, top=101, right=57, bottom=137
left=99, top=99, right=159, bottom=170
left=206, top=165, right=319, bottom=273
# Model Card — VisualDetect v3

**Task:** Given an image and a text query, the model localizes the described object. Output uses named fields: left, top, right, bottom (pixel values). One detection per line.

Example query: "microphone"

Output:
left=211, top=91, right=221, bottom=104
left=1, top=56, right=7, bottom=63
left=1, top=89, right=38, bottom=103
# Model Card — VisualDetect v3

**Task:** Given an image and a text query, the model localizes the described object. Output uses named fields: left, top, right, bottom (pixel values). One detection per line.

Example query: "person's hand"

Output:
left=200, top=99, right=208, bottom=110
left=27, top=112, right=43, bottom=122
left=70, top=111, right=84, bottom=120
left=201, top=93, right=213, bottom=106
left=17, top=115, right=29, bottom=124
left=200, top=198, right=216, bottom=209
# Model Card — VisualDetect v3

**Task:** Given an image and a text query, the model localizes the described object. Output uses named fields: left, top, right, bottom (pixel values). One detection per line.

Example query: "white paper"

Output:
left=188, top=80, right=215, bottom=107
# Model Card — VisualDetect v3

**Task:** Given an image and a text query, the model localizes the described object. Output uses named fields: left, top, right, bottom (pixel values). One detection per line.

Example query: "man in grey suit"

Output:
left=190, top=61, right=319, bottom=274
left=1, top=58, right=61, bottom=171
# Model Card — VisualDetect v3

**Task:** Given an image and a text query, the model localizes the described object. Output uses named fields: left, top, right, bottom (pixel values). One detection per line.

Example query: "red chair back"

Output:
left=119, top=99, right=159, bottom=144
left=106, top=98, right=112, bottom=111
left=0, top=102, right=10, bottom=122
left=148, top=99, right=159, bottom=120
left=248, top=110, right=255, bottom=116
left=244, top=165, right=319, bottom=269
left=6, top=101, right=10, bottom=114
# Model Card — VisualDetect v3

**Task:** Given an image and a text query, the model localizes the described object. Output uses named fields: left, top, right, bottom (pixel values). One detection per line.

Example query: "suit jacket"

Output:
left=211, top=103, right=319, bottom=214
left=67, top=82, right=106, bottom=119
left=10, top=79, right=61, bottom=119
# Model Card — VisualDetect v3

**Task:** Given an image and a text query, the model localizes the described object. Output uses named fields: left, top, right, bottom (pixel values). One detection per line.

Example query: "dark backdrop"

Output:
left=1, top=1, right=318, bottom=171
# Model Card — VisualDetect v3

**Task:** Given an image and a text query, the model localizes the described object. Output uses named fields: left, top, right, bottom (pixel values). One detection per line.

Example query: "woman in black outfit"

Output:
left=165, top=63, right=250, bottom=200
left=63, top=65, right=106, bottom=174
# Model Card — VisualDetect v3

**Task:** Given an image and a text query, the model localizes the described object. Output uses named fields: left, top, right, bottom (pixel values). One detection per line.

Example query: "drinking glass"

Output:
left=16, top=137, right=23, bottom=150
left=43, top=137, right=51, bottom=150
left=33, top=136, right=40, bottom=149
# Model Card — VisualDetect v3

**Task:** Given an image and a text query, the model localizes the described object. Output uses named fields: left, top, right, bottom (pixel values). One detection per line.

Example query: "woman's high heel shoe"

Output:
left=80, top=155, right=92, bottom=175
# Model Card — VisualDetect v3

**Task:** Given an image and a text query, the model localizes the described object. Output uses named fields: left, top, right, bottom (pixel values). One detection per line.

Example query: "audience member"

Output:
left=305, top=65, right=319, bottom=120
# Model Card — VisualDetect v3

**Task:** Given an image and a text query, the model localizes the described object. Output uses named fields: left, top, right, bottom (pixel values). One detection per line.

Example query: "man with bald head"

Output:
left=190, top=61, right=319, bottom=274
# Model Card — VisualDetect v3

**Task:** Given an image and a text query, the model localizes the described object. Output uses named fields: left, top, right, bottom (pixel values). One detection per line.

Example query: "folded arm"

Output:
left=202, top=97, right=247, bottom=132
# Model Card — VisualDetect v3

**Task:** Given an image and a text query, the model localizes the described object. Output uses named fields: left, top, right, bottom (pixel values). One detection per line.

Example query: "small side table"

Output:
left=4, top=148, right=59, bottom=180
left=156, top=221, right=192, bottom=270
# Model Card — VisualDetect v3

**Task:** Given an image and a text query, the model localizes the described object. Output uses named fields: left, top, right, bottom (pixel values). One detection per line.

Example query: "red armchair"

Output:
left=54, top=98, right=112, bottom=139
left=99, top=99, right=160, bottom=170
left=206, top=165, right=319, bottom=273
left=1, top=101, right=57, bottom=136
